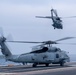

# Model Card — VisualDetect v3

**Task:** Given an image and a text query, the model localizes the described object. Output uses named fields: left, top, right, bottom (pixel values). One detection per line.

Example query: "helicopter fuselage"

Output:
left=8, top=47, right=70, bottom=66
left=51, top=9, right=63, bottom=29
left=0, top=34, right=72, bottom=67
left=36, top=8, right=63, bottom=29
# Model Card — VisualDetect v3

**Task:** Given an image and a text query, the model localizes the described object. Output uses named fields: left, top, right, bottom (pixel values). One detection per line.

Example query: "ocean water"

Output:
left=0, top=54, right=76, bottom=66
left=69, top=54, right=76, bottom=62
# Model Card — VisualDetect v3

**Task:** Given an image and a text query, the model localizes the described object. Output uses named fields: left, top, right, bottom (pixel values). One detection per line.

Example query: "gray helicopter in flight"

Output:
left=36, top=8, right=76, bottom=29
left=0, top=29, right=75, bottom=67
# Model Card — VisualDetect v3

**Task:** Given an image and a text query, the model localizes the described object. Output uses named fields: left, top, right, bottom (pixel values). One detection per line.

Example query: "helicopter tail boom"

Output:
left=51, top=9, right=58, bottom=17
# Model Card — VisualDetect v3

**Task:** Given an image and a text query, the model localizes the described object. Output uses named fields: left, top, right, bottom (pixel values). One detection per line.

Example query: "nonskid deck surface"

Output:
left=0, top=62, right=76, bottom=75
left=0, top=62, right=75, bottom=73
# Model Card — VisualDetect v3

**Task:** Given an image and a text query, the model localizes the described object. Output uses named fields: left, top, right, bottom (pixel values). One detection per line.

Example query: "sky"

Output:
left=0, top=0, right=76, bottom=54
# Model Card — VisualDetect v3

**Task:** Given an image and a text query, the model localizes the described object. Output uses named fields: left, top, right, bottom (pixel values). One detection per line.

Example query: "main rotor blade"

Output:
left=55, top=43, right=76, bottom=45
left=7, top=40, right=76, bottom=45
left=7, top=40, right=57, bottom=44
left=55, top=37, right=75, bottom=42
left=61, top=16, right=76, bottom=19
left=7, top=37, right=75, bottom=45
left=63, top=43, right=76, bottom=45
left=36, top=16, right=52, bottom=19
left=7, top=41, right=42, bottom=43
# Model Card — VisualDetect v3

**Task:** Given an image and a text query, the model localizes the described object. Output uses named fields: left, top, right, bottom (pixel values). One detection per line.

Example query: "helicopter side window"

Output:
left=55, top=48, right=61, bottom=52
left=56, top=54, right=59, bottom=58
left=56, top=17, right=60, bottom=20
left=55, top=48, right=58, bottom=52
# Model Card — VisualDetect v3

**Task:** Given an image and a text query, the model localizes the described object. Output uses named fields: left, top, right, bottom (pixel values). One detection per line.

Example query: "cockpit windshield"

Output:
left=48, top=47, right=61, bottom=52
left=54, top=48, right=61, bottom=52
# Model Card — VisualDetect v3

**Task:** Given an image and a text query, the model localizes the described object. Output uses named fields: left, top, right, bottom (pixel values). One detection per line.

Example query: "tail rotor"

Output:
left=0, top=28, right=13, bottom=43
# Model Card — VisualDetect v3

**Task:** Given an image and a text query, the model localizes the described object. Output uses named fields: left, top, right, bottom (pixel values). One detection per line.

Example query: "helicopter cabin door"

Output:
left=54, top=52, right=60, bottom=62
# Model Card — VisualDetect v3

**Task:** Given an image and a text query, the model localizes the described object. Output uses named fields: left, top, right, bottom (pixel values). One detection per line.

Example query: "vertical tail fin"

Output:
left=0, top=37, right=12, bottom=60
left=0, top=28, right=13, bottom=61
left=1, top=43, right=12, bottom=57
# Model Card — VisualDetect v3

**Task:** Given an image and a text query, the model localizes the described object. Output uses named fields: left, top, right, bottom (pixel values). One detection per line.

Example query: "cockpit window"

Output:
left=48, top=48, right=61, bottom=52
left=57, top=48, right=61, bottom=51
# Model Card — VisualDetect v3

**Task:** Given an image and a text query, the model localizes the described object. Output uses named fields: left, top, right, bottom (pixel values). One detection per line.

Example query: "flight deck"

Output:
left=0, top=62, right=76, bottom=75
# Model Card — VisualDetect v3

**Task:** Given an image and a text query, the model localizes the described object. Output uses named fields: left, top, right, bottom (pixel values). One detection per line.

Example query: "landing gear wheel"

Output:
left=32, top=63, right=37, bottom=67
left=60, top=61, right=64, bottom=66
left=22, top=62, right=25, bottom=65
left=45, top=63, right=49, bottom=67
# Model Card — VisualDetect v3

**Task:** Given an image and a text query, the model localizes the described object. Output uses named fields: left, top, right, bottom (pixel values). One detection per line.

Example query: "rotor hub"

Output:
left=43, top=41, right=57, bottom=44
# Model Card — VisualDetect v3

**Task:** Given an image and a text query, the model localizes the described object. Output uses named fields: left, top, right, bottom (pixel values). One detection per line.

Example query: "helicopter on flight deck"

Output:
left=0, top=29, right=75, bottom=67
